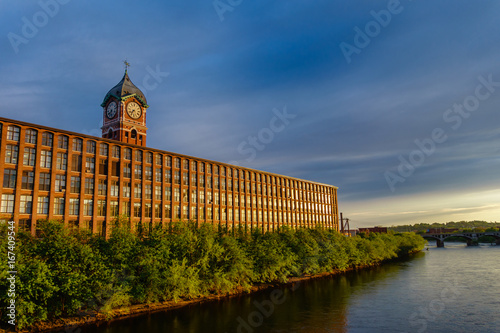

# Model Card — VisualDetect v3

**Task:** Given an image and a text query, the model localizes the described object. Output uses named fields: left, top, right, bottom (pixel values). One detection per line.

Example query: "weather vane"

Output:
left=123, top=60, right=130, bottom=72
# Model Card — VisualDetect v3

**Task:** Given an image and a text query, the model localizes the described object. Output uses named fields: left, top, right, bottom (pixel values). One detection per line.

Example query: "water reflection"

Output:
left=81, top=255, right=421, bottom=333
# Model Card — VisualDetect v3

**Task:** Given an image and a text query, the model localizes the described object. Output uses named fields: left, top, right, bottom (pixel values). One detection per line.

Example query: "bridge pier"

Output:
left=467, top=239, right=478, bottom=247
left=496, top=239, right=500, bottom=246
left=436, top=239, right=444, bottom=248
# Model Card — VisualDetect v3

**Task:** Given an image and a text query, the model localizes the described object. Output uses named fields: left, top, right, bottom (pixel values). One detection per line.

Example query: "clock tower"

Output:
left=101, top=67, right=149, bottom=146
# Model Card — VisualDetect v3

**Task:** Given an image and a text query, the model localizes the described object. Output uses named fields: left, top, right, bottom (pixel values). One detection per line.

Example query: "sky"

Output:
left=1, top=0, right=499, bottom=228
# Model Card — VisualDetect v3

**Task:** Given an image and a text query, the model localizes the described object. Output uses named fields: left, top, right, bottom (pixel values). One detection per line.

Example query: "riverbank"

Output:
left=22, top=259, right=418, bottom=333
left=0, top=220, right=426, bottom=332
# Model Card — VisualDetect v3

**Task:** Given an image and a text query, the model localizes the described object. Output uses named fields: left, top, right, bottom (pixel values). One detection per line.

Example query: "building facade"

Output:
left=0, top=71, right=339, bottom=236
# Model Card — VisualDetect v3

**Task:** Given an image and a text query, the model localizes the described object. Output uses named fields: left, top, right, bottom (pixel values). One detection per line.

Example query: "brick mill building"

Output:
left=0, top=70, right=340, bottom=236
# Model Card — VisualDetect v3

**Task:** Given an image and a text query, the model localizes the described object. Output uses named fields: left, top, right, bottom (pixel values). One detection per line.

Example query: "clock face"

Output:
left=126, top=102, right=142, bottom=119
left=106, top=101, right=117, bottom=119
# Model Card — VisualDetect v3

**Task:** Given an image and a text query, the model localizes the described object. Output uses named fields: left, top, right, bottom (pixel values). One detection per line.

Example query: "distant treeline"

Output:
left=389, top=221, right=500, bottom=233
left=0, top=219, right=426, bottom=329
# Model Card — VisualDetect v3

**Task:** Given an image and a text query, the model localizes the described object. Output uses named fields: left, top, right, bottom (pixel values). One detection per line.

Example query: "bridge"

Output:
left=422, top=231, right=500, bottom=248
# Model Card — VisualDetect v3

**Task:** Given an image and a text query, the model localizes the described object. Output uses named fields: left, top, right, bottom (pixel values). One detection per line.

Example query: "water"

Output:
left=81, top=243, right=500, bottom=333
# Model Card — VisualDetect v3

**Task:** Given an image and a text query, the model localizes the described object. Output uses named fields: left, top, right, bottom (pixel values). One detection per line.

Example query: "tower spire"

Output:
left=123, top=60, right=130, bottom=73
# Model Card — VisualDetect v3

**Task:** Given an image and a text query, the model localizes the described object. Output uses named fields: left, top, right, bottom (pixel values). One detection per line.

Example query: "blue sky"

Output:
left=1, top=0, right=499, bottom=227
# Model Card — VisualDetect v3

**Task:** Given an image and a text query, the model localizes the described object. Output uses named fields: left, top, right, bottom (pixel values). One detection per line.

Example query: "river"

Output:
left=81, top=242, right=500, bottom=333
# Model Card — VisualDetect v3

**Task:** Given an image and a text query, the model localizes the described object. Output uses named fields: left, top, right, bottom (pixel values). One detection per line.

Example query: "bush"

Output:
left=0, top=221, right=425, bottom=329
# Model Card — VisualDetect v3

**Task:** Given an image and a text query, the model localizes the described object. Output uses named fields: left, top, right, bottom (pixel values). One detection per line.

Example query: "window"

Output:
left=207, top=164, right=212, bottom=174
left=39, top=173, right=50, bottom=191
left=112, top=146, right=120, bottom=158
left=191, top=190, right=197, bottom=203
left=84, top=200, right=93, bottom=216
left=182, top=189, right=189, bottom=202
left=155, top=186, right=162, bottom=200
left=69, top=198, right=79, bottom=215
left=7, top=126, right=20, bottom=141
left=100, top=143, right=108, bottom=156
left=53, top=197, right=65, bottom=215
left=72, top=138, right=83, bottom=152
left=155, top=168, right=162, bottom=182
left=164, top=204, right=171, bottom=218
left=37, top=197, right=49, bottom=215
left=134, top=165, right=142, bottom=180
left=21, top=171, right=34, bottom=190
left=123, top=182, right=131, bottom=198
left=70, top=176, right=81, bottom=193
left=199, top=190, right=205, bottom=204
left=42, top=132, right=53, bottom=147
left=58, top=135, right=68, bottom=149
left=155, top=154, right=162, bottom=166
left=146, top=152, right=153, bottom=164
left=40, top=150, right=52, bottom=168
left=124, top=148, right=132, bottom=160
left=56, top=152, right=67, bottom=170
left=173, top=205, right=180, bottom=219
left=135, top=150, right=142, bottom=162
left=71, top=154, right=82, bottom=172
left=85, top=178, right=94, bottom=194
left=183, top=160, right=189, bottom=170
left=134, top=202, right=141, bottom=217
left=165, top=169, right=171, bottom=183
left=55, top=174, right=66, bottom=192
left=183, top=172, right=189, bottom=186
left=98, top=179, right=107, bottom=195
left=191, top=161, right=197, bottom=171
left=165, top=187, right=172, bottom=201
left=123, top=163, right=131, bottom=178
left=18, top=195, right=33, bottom=214
left=110, top=201, right=119, bottom=217
left=214, top=165, right=219, bottom=175
left=86, top=141, right=96, bottom=154
left=98, top=159, right=107, bottom=175
left=134, top=183, right=142, bottom=198
left=174, top=171, right=180, bottom=184
left=174, top=157, right=180, bottom=168
left=1, top=194, right=15, bottom=213
left=111, top=161, right=120, bottom=177
left=3, top=169, right=16, bottom=188
left=122, top=202, right=130, bottom=216
left=200, top=163, right=205, bottom=173
left=97, top=200, right=106, bottom=216
left=86, top=157, right=95, bottom=173
left=110, top=180, right=119, bottom=197
left=22, top=147, right=36, bottom=166
left=182, top=205, right=188, bottom=219
left=145, top=203, right=152, bottom=218
left=165, top=156, right=172, bottom=167
left=25, top=129, right=37, bottom=144
left=145, top=166, right=152, bottom=181
left=174, top=188, right=180, bottom=202
left=191, top=173, right=197, bottom=185
left=5, top=145, right=19, bottom=164
left=155, top=204, right=161, bottom=218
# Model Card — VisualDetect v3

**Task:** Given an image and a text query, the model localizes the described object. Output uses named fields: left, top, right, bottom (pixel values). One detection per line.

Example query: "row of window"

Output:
left=1, top=193, right=333, bottom=227
left=3, top=124, right=329, bottom=192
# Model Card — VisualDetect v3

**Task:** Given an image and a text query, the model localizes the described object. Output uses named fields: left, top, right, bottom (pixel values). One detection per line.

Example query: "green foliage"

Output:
left=0, top=220, right=425, bottom=330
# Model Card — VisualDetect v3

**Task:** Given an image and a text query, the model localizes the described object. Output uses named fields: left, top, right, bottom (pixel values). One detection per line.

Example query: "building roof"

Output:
left=101, top=71, right=148, bottom=107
